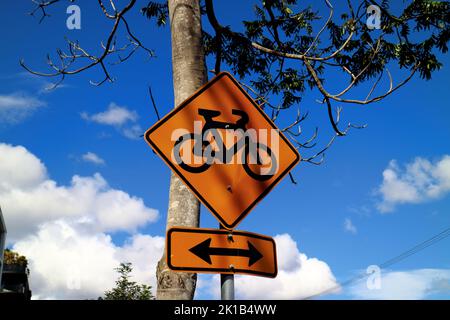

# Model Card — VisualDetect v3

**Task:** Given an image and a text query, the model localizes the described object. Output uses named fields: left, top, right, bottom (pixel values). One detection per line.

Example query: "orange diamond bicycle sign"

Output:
left=145, top=72, right=300, bottom=229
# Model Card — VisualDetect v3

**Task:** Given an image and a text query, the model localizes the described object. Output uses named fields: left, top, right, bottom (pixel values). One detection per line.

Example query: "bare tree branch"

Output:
left=303, top=0, right=334, bottom=56
left=148, top=85, right=161, bottom=121
left=29, top=0, right=62, bottom=23
left=22, top=0, right=154, bottom=87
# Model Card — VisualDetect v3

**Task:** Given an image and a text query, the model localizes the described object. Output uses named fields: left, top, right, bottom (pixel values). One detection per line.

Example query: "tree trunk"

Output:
left=156, top=0, right=206, bottom=300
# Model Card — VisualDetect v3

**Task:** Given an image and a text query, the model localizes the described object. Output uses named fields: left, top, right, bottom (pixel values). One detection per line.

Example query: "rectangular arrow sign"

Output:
left=167, top=227, right=277, bottom=278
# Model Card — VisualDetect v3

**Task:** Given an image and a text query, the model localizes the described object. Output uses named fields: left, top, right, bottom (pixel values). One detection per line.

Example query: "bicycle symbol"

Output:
left=173, top=108, right=278, bottom=181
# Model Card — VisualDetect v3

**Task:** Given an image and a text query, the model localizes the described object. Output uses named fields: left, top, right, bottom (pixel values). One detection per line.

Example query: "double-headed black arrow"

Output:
left=189, top=238, right=263, bottom=267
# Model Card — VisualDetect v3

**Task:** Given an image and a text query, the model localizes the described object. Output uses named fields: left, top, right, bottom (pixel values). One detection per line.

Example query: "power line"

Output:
left=380, top=227, right=450, bottom=269
left=304, top=226, right=450, bottom=300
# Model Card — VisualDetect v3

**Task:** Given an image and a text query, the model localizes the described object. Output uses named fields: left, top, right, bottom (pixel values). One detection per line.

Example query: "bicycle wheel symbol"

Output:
left=173, top=133, right=278, bottom=181
left=173, top=133, right=211, bottom=174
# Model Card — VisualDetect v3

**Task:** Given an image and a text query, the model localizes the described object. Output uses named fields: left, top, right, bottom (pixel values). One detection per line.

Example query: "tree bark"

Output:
left=156, top=0, right=206, bottom=300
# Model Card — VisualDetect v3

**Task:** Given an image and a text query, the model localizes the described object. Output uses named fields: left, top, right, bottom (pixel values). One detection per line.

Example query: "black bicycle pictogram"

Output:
left=173, top=108, right=278, bottom=181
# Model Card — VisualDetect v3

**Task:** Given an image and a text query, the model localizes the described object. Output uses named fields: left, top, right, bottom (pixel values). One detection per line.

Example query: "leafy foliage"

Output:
left=3, top=248, right=28, bottom=267
left=141, top=0, right=449, bottom=162
left=103, top=262, right=154, bottom=300
left=143, top=0, right=449, bottom=108
left=141, top=1, right=169, bottom=26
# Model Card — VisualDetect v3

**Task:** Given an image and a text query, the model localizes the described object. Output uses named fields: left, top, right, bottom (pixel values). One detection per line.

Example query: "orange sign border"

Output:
left=145, top=72, right=300, bottom=229
left=167, top=227, right=278, bottom=278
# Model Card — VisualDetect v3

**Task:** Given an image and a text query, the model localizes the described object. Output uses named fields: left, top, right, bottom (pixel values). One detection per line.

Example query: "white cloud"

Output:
left=199, top=234, right=339, bottom=300
left=81, top=103, right=137, bottom=126
left=122, top=124, right=144, bottom=140
left=344, top=218, right=357, bottom=234
left=0, top=143, right=47, bottom=191
left=82, top=152, right=105, bottom=165
left=13, top=221, right=164, bottom=299
left=0, top=143, right=158, bottom=240
left=0, top=92, right=46, bottom=123
left=81, top=102, right=143, bottom=140
left=349, top=269, right=450, bottom=299
left=0, top=142, right=163, bottom=299
left=1, top=173, right=158, bottom=241
left=377, top=156, right=450, bottom=212
left=116, top=233, right=165, bottom=287
left=195, top=274, right=219, bottom=299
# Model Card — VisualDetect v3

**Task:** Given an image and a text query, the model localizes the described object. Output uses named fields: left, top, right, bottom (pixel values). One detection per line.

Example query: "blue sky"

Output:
left=0, top=1, right=449, bottom=299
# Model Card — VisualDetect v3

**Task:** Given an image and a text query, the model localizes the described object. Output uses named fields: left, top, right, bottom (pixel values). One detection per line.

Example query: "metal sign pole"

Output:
left=221, top=273, right=234, bottom=300
left=220, top=224, right=235, bottom=300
